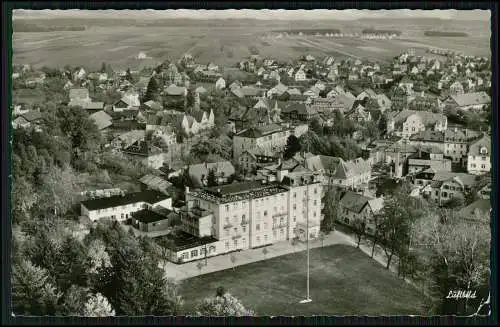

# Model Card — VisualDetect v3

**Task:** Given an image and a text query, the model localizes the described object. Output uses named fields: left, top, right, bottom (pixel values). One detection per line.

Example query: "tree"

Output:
left=195, top=289, right=254, bottom=316
left=283, top=135, right=301, bottom=159
left=206, top=168, right=218, bottom=187
left=262, top=247, right=269, bottom=258
left=12, top=259, right=62, bottom=316
left=125, top=68, right=134, bottom=83
left=84, top=293, right=116, bottom=317
left=352, top=217, right=366, bottom=248
left=53, top=235, right=90, bottom=292
left=143, top=77, right=159, bottom=102
left=59, top=285, right=89, bottom=316
left=196, top=261, right=205, bottom=274
left=100, top=62, right=107, bottom=73
left=320, top=185, right=340, bottom=233
left=318, top=231, right=326, bottom=248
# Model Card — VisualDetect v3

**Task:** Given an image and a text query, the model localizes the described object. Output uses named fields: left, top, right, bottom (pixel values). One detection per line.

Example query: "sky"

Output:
left=13, top=9, right=490, bottom=21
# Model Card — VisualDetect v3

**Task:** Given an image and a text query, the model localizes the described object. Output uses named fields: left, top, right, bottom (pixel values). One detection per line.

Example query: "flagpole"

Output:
left=300, top=183, right=312, bottom=304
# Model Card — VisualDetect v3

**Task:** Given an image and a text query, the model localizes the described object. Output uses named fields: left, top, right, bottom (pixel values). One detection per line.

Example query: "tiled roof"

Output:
left=165, top=84, right=187, bottom=96
left=139, top=174, right=173, bottom=193
left=391, top=110, right=447, bottom=127
left=451, top=91, right=490, bottom=107
left=339, top=191, right=373, bottom=213
left=89, top=110, right=112, bottom=130
left=468, top=135, right=491, bottom=156
left=236, top=123, right=283, bottom=138
left=21, top=110, right=43, bottom=122
left=409, top=130, right=444, bottom=143
left=69, top=88, right=89, bottom=100
left=432, top=172, right=477, bottom=187
left=81, top=190, right=169, bottom=211
left=188, top=161, right=236, bottom=187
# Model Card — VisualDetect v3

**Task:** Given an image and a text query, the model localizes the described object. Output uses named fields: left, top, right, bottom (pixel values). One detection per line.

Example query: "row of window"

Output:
left=181, top=245, right=217, bottom=260
left=470, top=163, right=487, bottom=169
left=471, top=156, right=488, bottom=161
left=96, top=202, right=139, bottom=214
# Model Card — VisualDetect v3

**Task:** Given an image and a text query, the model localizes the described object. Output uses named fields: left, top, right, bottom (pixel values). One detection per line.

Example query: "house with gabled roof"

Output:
left=187, top=161, right=236, bottom=187
left=467, top=135, right=491, bottom=175
left=304, top=155, right=371, bottom=191
left=387, top=110, right=447, bottom=139
left=113, top=91, right=140, bottom=112
left=338, top=191, right=384, bottom=235
left=89, top=110, right=113, bottom=131
left=12, top=110, right=43, bottom=130
left=427, top=172, right=477, bottom=206
left=448, top=91, right=490, bottom=111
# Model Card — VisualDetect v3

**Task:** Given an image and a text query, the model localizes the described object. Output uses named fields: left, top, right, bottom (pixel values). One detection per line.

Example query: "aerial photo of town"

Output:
left=11, top=9, right=492, bottom=317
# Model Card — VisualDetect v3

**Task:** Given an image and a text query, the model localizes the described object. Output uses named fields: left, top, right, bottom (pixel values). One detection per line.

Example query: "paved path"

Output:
left=161, top=230, right=358, bottom=281
left=160, top=231, right=355, bottom=280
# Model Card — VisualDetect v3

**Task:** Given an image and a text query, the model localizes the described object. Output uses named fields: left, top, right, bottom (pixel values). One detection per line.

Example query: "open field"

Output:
left=13, top=24, right=490, bottom=70
left=178, top=244, right=428, bottom=316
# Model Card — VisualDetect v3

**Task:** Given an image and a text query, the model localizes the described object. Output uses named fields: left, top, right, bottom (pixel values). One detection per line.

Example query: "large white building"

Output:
left=232, top=123, right=308, bottom=159
left=165, top=170, right=322, bottom=263
left=467, top=135, right=491, bottom=175
left=80, top=190, right=172, bottom=222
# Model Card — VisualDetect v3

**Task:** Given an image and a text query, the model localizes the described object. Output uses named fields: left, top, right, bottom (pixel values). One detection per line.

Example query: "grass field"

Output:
left=13, top=25, right=490, bottom=71
left=178, top=244, right=429, bottom=316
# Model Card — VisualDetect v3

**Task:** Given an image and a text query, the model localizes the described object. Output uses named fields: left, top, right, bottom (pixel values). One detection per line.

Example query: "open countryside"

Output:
left=14, top=23, right=490, bottom=70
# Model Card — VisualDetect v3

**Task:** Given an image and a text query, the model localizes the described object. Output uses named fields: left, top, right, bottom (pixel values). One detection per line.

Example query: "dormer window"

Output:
left=480, top=147, right=488, bottom=155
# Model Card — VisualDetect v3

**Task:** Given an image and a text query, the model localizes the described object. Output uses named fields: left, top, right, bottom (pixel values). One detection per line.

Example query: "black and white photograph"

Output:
left=8, top=7, right=493, bottom=318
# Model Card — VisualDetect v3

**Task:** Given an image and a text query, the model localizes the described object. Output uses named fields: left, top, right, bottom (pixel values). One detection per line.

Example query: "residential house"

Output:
left=375, top=93, right=392, bottom=112
left=113, top=92, right=140, bottom=112
left=215, top=77, right=226, bottom=90
left=428, top=172, right=477, bottom=206
left=73, top=67, right=86, bottom=81
left=448, top=92, right=491, bottom=111
left=449, top=81, right=465, bottom=95
left=80, top=190, right=172, bottom=222
left=407, top=152, right=452, bottom=175
left=467, top=135, right=491, bottom=175
left=188, top=161, right=236, bottom=187
left=338, top=191, right=384, bottom=235
left=444, top=129, right=481, bottom=165
left=408, top=130, right=445, bottom=153
left=399, top=76, right=414, bottom=94
left=281, top=103, right=319, bottom=122
left=391, top=86, right=408, bottom=111
left=267, top=83, right=288, bottom=98
left=387, top=110, right=448, bottom=139
left=164, top=84, right=188, bottom=97
left=304, top=155, right=371, bottom=192
left=346, top=104, right=371, bottom=123
left=238, top=149, right=279, bottom=172
left=89, top=110, right=113, bottom=131
left=233, top=123, right=309, bottom=159
left=123, top=140, right=165, bottom=169
left=295, top=69, right=306, bottom=82
left=12, top=110, right=43, bottom=130
left=111, top=130, right=146, bottom=150
left=356, top=88, right=377, bottom=102
left=458, top=199, right=491, bottom=222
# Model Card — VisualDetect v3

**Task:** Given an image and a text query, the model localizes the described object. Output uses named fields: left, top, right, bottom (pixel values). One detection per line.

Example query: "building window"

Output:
left=226, top=205, right=230, bottom=212
left=243, top=226, right=246, bottom=232
left=313, top=212, right=316, bottom=217
left=191, top=249, right=198, bottom=257
left=225, top=242, right=229, bottom=250
left=242, top=214, right=246, bottom=221
left=234, top=227, right=238, bottom=233
left=182, top=252, right=188, bottom=260
left=225, top=230, right=229, bottom=236
left=256, top=224, right=260, bottom=231
left=482, top=156, right=487, bottom=161
left=293, top=216, right=296, bottom=222
left=293, top=192, right=297, bottom=198
left=226, top=217, right=229, bottom=224
left=264, top=210, right=268, bottom=216
left=442, top=192, right=448, bottom=198
left=234, top=239, right=238, bottom=247
left=280, top=229, right=284, bottom=236
left=293, top=204, right=297, bottom=210
left=481, top=164, right=485, bottom=169
left=264, top=222, right=268, bottom=229
left=264, top=235, right=268, bottom=242
left=314, top=200, right=317, bottom=206
left=256, top=236, right=260, bottom=244
left=242, top=238, right=246, bottom=247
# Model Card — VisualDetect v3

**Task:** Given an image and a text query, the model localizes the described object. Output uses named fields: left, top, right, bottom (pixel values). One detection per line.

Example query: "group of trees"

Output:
left=298, top=130, right=362, bottom=161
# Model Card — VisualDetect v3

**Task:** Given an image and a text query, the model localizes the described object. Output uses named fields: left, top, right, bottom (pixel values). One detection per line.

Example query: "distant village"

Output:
left=12, top=45, right=491, bottom=265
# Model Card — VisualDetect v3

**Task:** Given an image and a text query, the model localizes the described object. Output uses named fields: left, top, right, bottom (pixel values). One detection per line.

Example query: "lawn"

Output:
left=178, top=244, right=430, bottom=316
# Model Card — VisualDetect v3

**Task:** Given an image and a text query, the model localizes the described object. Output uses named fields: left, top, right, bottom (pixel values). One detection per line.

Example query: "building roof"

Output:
left=339, top=191, right=373, bottom=213
left=444, top=129, right=481, bottom=143
left=144, top=100, right=163, bottom=111
left=89, top=110, right=112, bottom=130
left=236, top=123, right=283, bottom=138
left=391, top=110, right=447, bottom=127
left=305, top=155, right=370, bottom=180
left=188, top=161, right=236, bottom=187
left=132, top=208, right=172, bottom=224
left=114, top=130, right=145, bottom=147
left=458, top=199, right=491, bottom=218
left=160, top=230, right=218, bottom=252
left=84, top=102, right=105, bottom=110
left=69, top=88, right=89, bottom=100
left=21, top=110, right=43, bottom=122
left=468, top=135, right=491, bottom=156
left=192, top=181, right=288, bottom=204
left=165, top=84, right=187, bottom=96
left=451, top=91, right=490, bottom=107
left=409, top=130, right=445, bottom=143
left=81, top=190, right=169, bottom=211
left=432, top=172, right=477, bottom=187
left=139, top=174, right=173, bottom=193
left=239, top=86, right=264, bottom=97
left=282, top=103, right=318, bottom=117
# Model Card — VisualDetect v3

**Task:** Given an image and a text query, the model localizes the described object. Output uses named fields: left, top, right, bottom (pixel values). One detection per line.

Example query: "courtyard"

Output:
left=178, top=244, right=430, bottom=316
